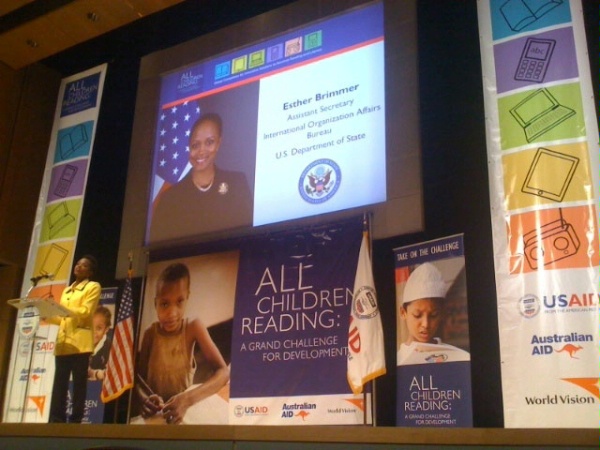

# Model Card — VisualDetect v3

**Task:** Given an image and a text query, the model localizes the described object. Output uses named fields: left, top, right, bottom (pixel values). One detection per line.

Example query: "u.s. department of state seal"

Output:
left=353, top=286, right=379, bottom=319
left=298, top=159, right=341, bottom=204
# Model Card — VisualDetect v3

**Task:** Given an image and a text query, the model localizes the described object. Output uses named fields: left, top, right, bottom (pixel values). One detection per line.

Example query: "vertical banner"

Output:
left=2, top=64, right=108, bottom=423
left=229, top=218, right=367, bottom=425
left=477, top=0, right=599, bottom=427
left=394, top=235, right=473, bottom=427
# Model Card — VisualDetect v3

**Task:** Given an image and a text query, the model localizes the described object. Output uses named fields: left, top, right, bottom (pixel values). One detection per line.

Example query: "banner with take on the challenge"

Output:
left=394, top=235, right=472, bottom=427
left=477, top=0, right=599, bottom=427
left=229, top=218, right=367, bottom=425
left=2, top=64, right=107, bottom=423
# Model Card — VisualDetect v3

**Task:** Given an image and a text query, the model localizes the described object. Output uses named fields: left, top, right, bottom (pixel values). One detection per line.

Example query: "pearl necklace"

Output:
left=195, top=174, right=215, bottom=192
left=197, top=179, right=214, bottom=192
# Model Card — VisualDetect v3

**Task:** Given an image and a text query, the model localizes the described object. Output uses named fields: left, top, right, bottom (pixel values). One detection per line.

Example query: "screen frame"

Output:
left=117, top=0, right=422, bottom=277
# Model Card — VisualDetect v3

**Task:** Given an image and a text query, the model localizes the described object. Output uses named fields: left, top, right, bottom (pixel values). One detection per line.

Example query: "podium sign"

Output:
left=15, top=307, right=40, bottom=339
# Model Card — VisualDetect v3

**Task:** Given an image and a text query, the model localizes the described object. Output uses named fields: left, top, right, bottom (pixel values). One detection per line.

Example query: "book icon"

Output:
left=59, top=123, right=88, bottom=159
left=500, top=0, right=563, bottom=32
left=509, top=88, right=575, bottom=142
left=522, top=147, right=579, bottom=202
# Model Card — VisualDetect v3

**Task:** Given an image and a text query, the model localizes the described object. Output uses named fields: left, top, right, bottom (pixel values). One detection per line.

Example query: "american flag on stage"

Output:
left=101, top=276, right=135, bottom=403
left=152, top=100, right=201, bottom=202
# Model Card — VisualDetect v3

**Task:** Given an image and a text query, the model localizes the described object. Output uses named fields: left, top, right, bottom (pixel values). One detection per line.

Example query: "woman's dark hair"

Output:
left=81, top=254, right=98, bottom=278
left=191, top=112, right=223, bottom=137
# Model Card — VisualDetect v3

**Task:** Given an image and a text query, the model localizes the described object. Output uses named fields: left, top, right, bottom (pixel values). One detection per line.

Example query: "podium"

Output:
left=7, top=297, right=73, bottom=319
left=5, top=297, right=70, bottom=422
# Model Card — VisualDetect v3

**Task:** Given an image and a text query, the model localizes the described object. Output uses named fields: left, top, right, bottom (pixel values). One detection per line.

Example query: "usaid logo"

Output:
left=234, top=405, right=269, bottom=417
left=518, top=294, right=540, bottom=318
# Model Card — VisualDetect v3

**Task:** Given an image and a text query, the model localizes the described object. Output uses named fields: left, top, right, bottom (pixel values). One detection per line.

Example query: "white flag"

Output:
left=347, top=231, right=386, bottom=394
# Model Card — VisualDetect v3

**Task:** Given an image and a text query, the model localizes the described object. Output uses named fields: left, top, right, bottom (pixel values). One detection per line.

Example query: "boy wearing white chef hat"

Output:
left=397, top=262, right=470, bottom=366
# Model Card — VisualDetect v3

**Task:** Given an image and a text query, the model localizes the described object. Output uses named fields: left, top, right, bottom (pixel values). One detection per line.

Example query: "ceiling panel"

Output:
left=0, top=0, right=35, bottom=17
left=0, top=0, right=185, bottom=70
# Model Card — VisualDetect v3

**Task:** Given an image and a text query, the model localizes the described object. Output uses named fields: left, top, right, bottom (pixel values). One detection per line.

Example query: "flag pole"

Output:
left=123, top=247, right=149, bottom=423
left=363, top=212, right=377, bottom=427
left=112, top=250, right=135, bottom=423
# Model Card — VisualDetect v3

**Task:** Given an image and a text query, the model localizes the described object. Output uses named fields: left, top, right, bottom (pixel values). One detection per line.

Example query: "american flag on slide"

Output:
left=347, top=231, right=386, bottom=394
left=152, top=100, right=201, bottom=202
left=101, top=276, right=135, bottom=403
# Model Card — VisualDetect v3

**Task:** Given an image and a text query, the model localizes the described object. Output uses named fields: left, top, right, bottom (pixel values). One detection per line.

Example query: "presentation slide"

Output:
left=254, top=42, right=385, bottom=226
left=146, top=1, right=385, bottom=246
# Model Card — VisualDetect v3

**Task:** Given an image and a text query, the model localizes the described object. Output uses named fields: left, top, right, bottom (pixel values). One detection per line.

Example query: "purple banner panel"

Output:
left=230, top=217, right=363, bottom=399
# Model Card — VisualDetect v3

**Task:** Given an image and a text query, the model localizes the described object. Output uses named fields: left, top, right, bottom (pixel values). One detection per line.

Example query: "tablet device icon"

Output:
left=514, top=38, right=555, bottom=83
left=522, top=147, right=579, bottom=202
left=509, top=88, right=575, bottom=142
left=40, top=243, right=69, bottom=277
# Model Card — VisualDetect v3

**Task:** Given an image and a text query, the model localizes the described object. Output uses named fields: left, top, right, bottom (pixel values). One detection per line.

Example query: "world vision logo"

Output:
left=345, top=398, right=365, bottom=411
left=28, top=396, right=46, bottom=415
left=561, top=378, right=600, bottom=399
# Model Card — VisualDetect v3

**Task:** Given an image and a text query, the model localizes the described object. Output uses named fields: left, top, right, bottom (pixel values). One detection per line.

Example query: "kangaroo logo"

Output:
left=556, top=344, right=583, bottom=359
left=295, top=410, right=310, bottom=421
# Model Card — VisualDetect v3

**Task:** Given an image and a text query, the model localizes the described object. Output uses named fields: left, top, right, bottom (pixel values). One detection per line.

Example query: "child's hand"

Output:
left=141, top=394, right=164, bottom=418
left=162, top=393, right=190, bottom=425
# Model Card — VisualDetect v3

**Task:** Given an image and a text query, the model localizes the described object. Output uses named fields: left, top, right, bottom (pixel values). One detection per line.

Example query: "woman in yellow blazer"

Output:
left=48, top=255, right=101, bottom=423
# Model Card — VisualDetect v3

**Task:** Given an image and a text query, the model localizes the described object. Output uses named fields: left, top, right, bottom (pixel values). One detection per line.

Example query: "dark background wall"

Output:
left=34, top=0, right=599, bottom=428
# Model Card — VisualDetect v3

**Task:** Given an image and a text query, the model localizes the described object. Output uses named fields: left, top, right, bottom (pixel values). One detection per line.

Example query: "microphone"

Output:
left=30, top=274, right=54, bottom=283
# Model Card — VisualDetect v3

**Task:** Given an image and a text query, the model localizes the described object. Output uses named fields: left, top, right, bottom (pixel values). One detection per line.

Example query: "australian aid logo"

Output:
left=281, top=401, right=316, bottom=421
left=529, top=331, right=593, bottom=357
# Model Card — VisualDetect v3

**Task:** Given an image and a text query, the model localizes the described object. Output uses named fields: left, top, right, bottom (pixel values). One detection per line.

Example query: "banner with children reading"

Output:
left=394, top=234, right=473, bottom=427
left=131, top=251, right=238, bottom=425
left=229, top=218, right=367, bottom=425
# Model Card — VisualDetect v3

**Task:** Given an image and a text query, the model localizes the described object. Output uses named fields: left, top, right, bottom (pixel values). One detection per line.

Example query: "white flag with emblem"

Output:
left=348, top=231, right=386, bottom=394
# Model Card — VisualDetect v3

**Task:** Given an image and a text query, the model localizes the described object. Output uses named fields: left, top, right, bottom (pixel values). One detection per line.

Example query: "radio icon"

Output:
left=523, top=208, right=580, bottom=270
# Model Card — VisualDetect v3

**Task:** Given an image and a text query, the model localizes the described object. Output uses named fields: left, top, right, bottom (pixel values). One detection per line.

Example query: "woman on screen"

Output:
left=397, top=262, right=469, bottom=366
left=149, top=112, right=253, bottom=244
